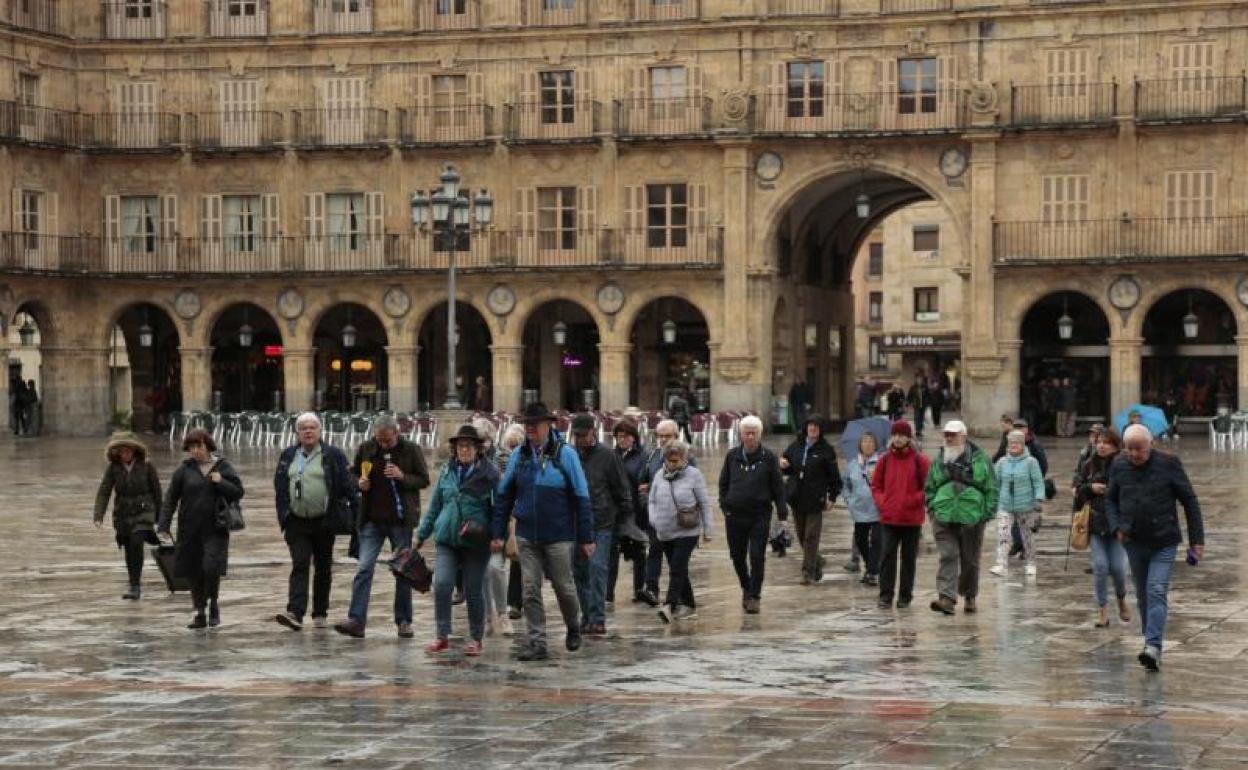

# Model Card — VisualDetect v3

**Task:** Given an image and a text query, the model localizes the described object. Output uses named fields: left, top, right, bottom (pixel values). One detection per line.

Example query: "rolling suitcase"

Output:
left=151, top=544, right=190, bottom=593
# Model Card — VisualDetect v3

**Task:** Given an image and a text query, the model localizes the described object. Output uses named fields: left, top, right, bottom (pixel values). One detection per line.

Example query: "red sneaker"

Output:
left=424, top=637, right=450, bottom=655
left=463, top=640, right=483, bottom=657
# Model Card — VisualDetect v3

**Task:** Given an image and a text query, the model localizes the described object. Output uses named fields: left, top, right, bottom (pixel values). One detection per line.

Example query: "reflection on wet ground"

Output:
left=1, top=431, right=1246, bottom=768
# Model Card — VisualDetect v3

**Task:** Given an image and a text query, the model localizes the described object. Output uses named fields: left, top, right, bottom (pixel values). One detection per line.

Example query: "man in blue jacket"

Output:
left=1107, top=424, right=1205, bottom=672
left=272, top=413, right=356, bottom=632
left=491, top=402, right=594, bottom=661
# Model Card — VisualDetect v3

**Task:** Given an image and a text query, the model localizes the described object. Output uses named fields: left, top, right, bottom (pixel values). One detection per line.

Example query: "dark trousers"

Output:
left=792, top=507, right=823, bottom=580
left=190, top=575, right=220, bottom=611
left=660, top=536, right=699, bottom=609
left=608, top=537, right=644, bottom=602
left=914, top=407, right=926, bottom=437
left=283, top=515, right=335, bottom=620
left=122, top=531, right=146, bottom=585
left=878, top=524, right=920, bottom=603
left=644, top=526, right=664, bottom=593
left=853, top=522, right=882, bottom=577
left=507, top=560, right=522, bottom=609
left=725, top=514, right=770, bottom=599
left=930, top=404, right=943, bottom=429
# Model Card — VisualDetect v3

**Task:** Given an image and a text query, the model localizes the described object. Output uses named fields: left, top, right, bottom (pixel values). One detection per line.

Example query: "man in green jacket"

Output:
left=925, top=420, right=997, bottom=615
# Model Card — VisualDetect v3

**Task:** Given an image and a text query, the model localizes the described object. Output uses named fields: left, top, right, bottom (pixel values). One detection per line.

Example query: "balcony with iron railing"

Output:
left=1135, top=76, right=1248, bottom=125
left=0, top=101, right=81, bottom=147
left=292, top=108, right=388, bottom=148
left=522, top=0, right=586, bottom=26
left=766, top=0, right=838, bottom=15
left=398, top=104, right=491, bottom=145
left=101, top=0, right=166, bottom=39
left=506, top=100, right=601, bottom=143
left=81, top=112, right=181, bottom=151
left=632, top=0, right=698, bottom=22
left=756, top=89, right=966, bottom=135
left=187, top=110, right=284, bottom=151
left=0, top=228, right=724, bottom=275
left=880, top=0, right=951, bottom=12
left=616, top=97, right=712, bottom=139
left=312, top=0, right=371, bottom=33
left=416, top=0, right=478, bottom=31
left=2, top=0, right=63, bottom=35
left=207, top=0, right=268, bottom=37
left=993, top=217, right=1248, bottom=265
left=1006, top=81, right=1118, bottom=128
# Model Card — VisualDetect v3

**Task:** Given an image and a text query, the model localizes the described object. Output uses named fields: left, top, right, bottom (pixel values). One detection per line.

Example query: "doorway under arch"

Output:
left=111, top=302, right=181, bottom=431
left=417, top=301, right=493, bottom=411
left=314, top=303, right=389, bottom=412
left=1142, top=288, right=1237, bottom=416
left=628, top=297, right=711, bottom=412
left=521, top=299, right=599, bottom=411
left=209, top=303, right=284, bottom=412
left=1019, top=291, right=1111, bottom=433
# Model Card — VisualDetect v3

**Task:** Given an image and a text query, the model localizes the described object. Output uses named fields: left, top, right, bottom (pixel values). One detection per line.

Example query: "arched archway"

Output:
left=520, top=299, right=599, bottom=411
left=109, top=302, right=181, bottom=431
left=314, top=303, right=388, bottom=411
left=8, top=302, right=50, bottom=434
left=417, top=301, right=493, bottom=411
left=1019, top=291, right=1111, bottom=433
left=1142, top=288, right=1237, bottom=415
left=209, top=303, right=284, bottom=412
left=628, top=297, right=710, bottom=412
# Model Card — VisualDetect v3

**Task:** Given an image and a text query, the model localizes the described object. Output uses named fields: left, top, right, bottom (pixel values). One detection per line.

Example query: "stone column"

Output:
left=996, top=339, right=1023, bottom=420
left=1236, top=335, right=1248, bottom=411
left=0, top=339, right=8, bottom=432
left=282, top=347, right=316, bottom=413
left=1109, top=337, right=1143, bottom=417
left=714, top=140, right=764, bottom=413
left=959, top=133, right=1003, bottom=435
left=598, top=342, right=632, bottom=412
left=178, top=346, right=213, bottom=412
left=40, top=345, right=110, bottom=435
left=491, top=344, right=523, bottom=413
left=386, top=345, right=420, bottom=413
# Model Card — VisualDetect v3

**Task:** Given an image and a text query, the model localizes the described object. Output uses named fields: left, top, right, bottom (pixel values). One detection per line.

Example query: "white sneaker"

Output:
left=498, top=616, right=516, bottom=637
left=674, top=605, right=698, bottom=621
left=989, top=565, right=1006, bottom=578
left=311, top=616, right=328, bottom=629
left=1025, top=564, right=1037, bottom=577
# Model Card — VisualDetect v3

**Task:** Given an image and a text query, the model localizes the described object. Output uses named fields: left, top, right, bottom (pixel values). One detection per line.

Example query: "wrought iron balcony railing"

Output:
left=756, top=89, right=966, bottom=135
left=1, top=0, right=63, bottom=35
left=0, top=101, right=81, bottom=147
left=506, top=100, right=601, bottom=142
left=207, top=0, right=268, bottom=37
left=632, top=0, right=698, bottom=22
left=880, top=0, right=950, bottom=13
left=292, top=108, right=388, bottom=147
left=186, top=110, right=284, bottom=150
left=1007, top=81, right=1118, bottom=128
left=766, top=0, right=838, bottom=15
left=994, top=217, right=1248, bottom=265
left=523, top=0, right=586, bottom=26
left=416, top=0, right=478, bottom=31
left=82, top=112, right=181, bottom=150
left=616, top=97, right=713, bottom=138
left=398, top=104, right=491, bottom=145
left=1134, top=76, right=1248, bottom=124
left=312, top=0, right=371, bottom=34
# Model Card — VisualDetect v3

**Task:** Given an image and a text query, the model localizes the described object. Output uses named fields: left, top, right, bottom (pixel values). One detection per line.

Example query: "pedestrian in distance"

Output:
left=157, top=429, right=243, bottom=630
left=607, top=418, right=649, bottom=609
left=491, top=402, right=594, bottom=662
left=1107, top=424, right=1204, bottom=671
left=780, top=414, right=843, bottom=585
left=926, top=420, right=997, bottom=615
left=871, top=421, right=929, bottom=609
left=647, top=440, right=713, bottom=624
left=272, top=413, right=356, bottom=632
left=417, top=425, right=500, bottom=657
left=718, top=415, right=787, bottom=614
left=637, top=419, right=696, bottom=606
left=335, top=415, right=431, bottom=640
left=494, top=423, right=526, bottom=626
left=93, top=432, right=162, bottom=600
left=1073, top=428, right=1131, bottom=628
left=907, top=375, right=930, bottom=439
left=843, top=432, right=882, bottom=587
left=990, top=430, right=1046, bottom=579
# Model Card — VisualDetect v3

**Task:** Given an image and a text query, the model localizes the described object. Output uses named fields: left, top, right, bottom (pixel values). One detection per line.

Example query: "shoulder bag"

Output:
left=668, top=478, right=701, bottom=529
left=1069, top=503, right=1091, bottom=551
left=212, top=462, right=245, bottom=532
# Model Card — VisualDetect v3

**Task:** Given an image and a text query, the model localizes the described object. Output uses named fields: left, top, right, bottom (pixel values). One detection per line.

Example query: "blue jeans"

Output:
left=348, top=521, right=412, bottom=626
left=434, top=544, right=488, bottom=641
left=1089, top=532, right=1128, bottom=608
left=574, top=529, right=614, bottom=626
left=1124, top=542, right=1177, bottom=653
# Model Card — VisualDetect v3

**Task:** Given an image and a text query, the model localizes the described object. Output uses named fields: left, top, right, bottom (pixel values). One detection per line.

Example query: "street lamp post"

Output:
left=411, top=165, right=493, bottom=410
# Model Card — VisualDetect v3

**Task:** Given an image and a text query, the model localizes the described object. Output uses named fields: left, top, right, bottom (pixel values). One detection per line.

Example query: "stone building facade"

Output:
left=2, top=0, right=1247, bottom=434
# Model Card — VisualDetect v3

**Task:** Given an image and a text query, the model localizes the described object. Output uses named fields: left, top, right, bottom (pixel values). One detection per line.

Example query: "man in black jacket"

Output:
left=780, top=414, right=843, bottom=585
left=718, top=415, right=787, bottom=614
left=569, top=414, right=637, bottom=636
left=1107, top=424, right=1205, bottom=672
left=608, top=419, right=648, bottom=605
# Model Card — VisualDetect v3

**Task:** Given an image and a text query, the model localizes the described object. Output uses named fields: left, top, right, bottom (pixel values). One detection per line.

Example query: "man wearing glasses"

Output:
left=636, top=419, right=695, bottom=606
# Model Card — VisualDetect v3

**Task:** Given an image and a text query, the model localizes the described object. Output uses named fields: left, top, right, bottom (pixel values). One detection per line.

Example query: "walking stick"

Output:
left=1063, top=512, right=1073, bottom=572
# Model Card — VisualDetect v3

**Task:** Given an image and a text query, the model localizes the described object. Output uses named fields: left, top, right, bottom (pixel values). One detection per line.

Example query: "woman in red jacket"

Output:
left=871, top=421, right=931, bottom=609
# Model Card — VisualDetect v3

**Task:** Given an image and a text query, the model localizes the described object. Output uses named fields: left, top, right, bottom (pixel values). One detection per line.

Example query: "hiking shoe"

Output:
left=463, top=640, right=483, bottom=657
left=425, top=637, right=450, bottom=655
left=508, top=606, right=522, bottom=620
left=930, top=596, right=956, bottom=615
left=963, top=597, right=977, bottom=614
left=516, top=645, right=549, bottom=662
left=637, top=589, right=660, bottom=607
left=1138, top=646, right=1161, bottom=672
left=275, top=611, right=302, bottom=631
left=863, top=574, right=879, bottom=587
left=989, top=565, right=1006, bottom=578
left=657, top=606, right=673, bottom=625
left=674, top=605, right=697, bottom=621
left=333, top=619, right=365, bottom=638
left=397, top=623, right=414, bottom=639
left=187, top=612, right=207, bottom=630
left=565, top=629, right=583, bottom=652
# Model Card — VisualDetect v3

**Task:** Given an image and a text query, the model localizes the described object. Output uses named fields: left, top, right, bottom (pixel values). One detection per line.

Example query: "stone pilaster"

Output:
left=1236, top=335, right=1248, bottom=411
left=386, top=345, right=420, bottom=413
left=40, top=345, right=110, bottom=436
left=1109, top=337, right=1143, bottom=417
left=178, top=346, right=213, bottom=412
left=490, top=344, right=523, bottom=413
left=597, top=342, right=632, bottom=412
left=0, top=340, right=8, bottom=432
left=282, top=347, right=316, bottom=413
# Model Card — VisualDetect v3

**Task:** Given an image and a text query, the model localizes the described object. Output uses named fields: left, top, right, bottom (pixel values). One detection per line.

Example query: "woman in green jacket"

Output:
left=416, top=425, right=501, bottom=656
left=93, top=433, right=162, bottom=600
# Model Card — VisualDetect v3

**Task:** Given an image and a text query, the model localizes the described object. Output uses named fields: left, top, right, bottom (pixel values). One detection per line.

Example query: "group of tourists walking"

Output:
left=91, top=404, right=1204, bottom=672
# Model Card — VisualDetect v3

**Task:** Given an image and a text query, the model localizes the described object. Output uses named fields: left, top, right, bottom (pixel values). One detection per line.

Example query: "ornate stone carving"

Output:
left=716, top=356, right=756, bottom=383
left=968, top=81, right=998, bottom=115
left=793, top=31, right=815, bottom=58
left=905, top=28, right=929, bottom=56
left=843, top=143, right=875, bottom=168
left=653, top=36, right=679, bottom=62
left=720, top=88, right=751, bottom=127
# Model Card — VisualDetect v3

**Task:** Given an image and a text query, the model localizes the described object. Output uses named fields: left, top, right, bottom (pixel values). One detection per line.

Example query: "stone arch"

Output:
left=613, top=284, right=720, bottom=344
left=312, top=302, right=390, bottom=411
left=1127, top=276, right=1243, bottom=339
left=207, top=302, right=285, bottom=412
left=415, top=299, right=495, bottom=410
left=10, top=298, right=57, bottom=347
left=1018, top=289, right=1114, bottom=429
left=512, top=293, right=603, bottom=341
left=1138, top=286, right=1239, bottom=415
left=1013, top=286, right=1112, bottom=341
left=519, top=296, right=602, bottom=411
left=627, top=294, right=713, bottom=411
left=197, top=295, right=284, bottom=349
left=105, top=301, right=184, bottom=430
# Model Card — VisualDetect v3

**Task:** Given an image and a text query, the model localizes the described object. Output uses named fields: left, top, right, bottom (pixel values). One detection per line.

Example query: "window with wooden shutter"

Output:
left=1041, top=175, right=1089, bottom=225
left=623, top=185, right=644, bottom=260
left=1169, top=42, right=1214, bottom=91
left=261, top=194, right=280, bottom=238
left=223, top=195, right=261, bottom=253
left=898, top=58, right=937, bottom=114
left=1165, top=170, right=1215, bottom=222
left=576, top=185, right=597, bottom=240
left=433, top=74, right=468, bottom=129
left=326, top=192, right=365, bottom=251
left=119, top=196, right=159, bottom=255
left=116, top=81, right=157, bottom=148
left=1045, top=48, right=1090, bottom=120
left=325, top=77, right=364, bottom=144
left=220, top=79, right=260, bottom=147
left=537, top=187, right=576, bottom=251
left=304, top=193, right=325, bottom=266
left=201, top=194, right=223, bottom=241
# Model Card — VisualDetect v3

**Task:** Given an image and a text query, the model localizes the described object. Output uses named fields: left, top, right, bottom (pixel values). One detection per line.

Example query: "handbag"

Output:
left=214, top=496, right=245, bottom=532
left=667, top=479, right=701, bottom=529
left=1044, top=478, right=1057, bottom=500
left=389, top=547, right=433, bottom=593
left=1069, top=503, right=1091, bottom=551
left=326, top=497, right=355, bottom=536
left=459, top=517, right=491, bottom=550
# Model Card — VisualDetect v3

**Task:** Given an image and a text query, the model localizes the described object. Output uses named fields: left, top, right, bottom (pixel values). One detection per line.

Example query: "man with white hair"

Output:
left=718, top=414, right=787, bottom=614
left=1107, top=424, right=1204, bottom=672
left=273, top=412, right=356, bottom=631
left=925, top=420, right=997, bottom=615
left=636, top=418, right=696, bottom=606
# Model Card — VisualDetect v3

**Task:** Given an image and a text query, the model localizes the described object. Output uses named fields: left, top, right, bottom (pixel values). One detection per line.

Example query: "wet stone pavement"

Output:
left=1, top=431, right=1246, bottom=769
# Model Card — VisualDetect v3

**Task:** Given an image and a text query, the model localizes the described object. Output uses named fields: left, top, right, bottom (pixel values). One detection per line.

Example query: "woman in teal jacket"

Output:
left=417, top=425, right=500, bottom=656
left=990, top=430, right=1046, bottom=578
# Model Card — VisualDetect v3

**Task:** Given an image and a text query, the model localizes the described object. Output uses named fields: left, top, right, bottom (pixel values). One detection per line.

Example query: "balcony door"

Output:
left=324, top=77, right=364, bottom=144
left=220, top=79, right=260, bottom=147
left=116, top=81, right=157, bottom=148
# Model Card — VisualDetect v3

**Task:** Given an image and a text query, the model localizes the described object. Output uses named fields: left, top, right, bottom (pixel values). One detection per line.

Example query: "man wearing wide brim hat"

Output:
left=491, top=402, right=594, bottom=662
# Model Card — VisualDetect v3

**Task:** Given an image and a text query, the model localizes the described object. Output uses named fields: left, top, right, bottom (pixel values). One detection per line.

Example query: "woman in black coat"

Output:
left=93, top=432, right=162, bottom=600
left=158, top=429, right=244, bottom=629
left=780, top=415, right=843, bottom=585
